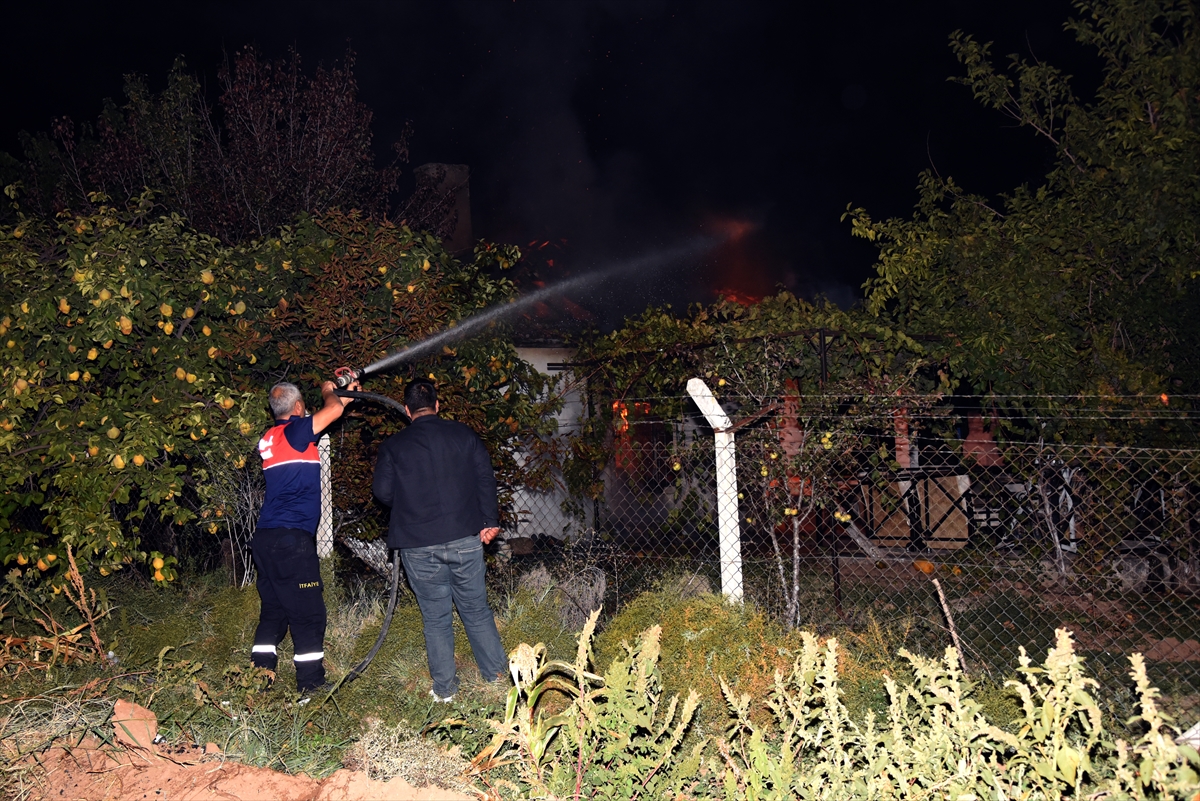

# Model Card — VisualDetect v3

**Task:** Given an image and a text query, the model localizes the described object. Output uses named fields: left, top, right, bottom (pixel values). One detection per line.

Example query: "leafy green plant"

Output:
left=848, top=0, right=1200, bottom=410
left=0, top=191, right=272, bottom=585
left=0, top=187, right=550, bottom=587
left=717, top=628, right=1200, bottom=801
left=472, top=610, right=704, bottom=800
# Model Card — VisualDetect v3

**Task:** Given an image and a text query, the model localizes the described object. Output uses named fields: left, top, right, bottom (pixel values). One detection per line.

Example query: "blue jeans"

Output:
left=401, top=535, right=507, bottom=697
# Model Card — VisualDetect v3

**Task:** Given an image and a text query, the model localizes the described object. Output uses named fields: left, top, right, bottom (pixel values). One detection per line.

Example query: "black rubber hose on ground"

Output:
left=332, top=388, right=407, bottom=685
left=344, top=551, right=401, bottom=683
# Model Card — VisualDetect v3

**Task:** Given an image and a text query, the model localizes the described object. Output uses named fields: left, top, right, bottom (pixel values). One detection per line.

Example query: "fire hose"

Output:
left=330, top=385, right=407, bottom=684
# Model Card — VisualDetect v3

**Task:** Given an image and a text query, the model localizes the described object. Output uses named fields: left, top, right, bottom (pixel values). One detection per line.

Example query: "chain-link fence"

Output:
left=8, top=388, right=1198, bottom=710
left=510, top=392, right=1200, bottom=710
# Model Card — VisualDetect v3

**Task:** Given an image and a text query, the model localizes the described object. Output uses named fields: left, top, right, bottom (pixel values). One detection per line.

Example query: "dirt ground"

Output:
left=29, top=748, right=476, bottom=800
left=22, top=700, right=475, bottom=801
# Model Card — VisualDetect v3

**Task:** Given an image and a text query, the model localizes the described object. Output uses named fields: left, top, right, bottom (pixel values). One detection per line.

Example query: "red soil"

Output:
left=24, top=699, right=475, bottom=801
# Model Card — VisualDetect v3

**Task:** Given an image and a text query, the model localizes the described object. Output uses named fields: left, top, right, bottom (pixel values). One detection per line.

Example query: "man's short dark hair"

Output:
left=404, top=380, right=437, bottom=412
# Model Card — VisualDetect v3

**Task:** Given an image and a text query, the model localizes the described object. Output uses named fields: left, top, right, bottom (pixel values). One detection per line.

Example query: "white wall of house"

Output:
left=510, top=347, right=590, bottom=540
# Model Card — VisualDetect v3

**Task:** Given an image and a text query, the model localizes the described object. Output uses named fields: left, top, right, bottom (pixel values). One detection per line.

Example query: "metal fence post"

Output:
left=317, top=433, right=333, bottom=558
left=686, top=378, right=743, bottom=602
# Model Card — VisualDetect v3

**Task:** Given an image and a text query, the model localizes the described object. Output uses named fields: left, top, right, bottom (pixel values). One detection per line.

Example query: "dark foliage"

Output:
left=17, top=48, right=404, bottom=243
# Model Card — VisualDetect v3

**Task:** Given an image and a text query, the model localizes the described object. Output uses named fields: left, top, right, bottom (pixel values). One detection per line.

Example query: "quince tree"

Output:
left=0, top=189, right=547, bottom=589
left=0, top=191, right=280, bottom=585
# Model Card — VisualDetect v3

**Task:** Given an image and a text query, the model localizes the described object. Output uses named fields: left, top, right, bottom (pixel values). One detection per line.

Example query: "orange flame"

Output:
left=703, top=214, right=773, bottom=302
left=714, top=288, right=761, bottom=306
left=612, top=400, right=652, bottom=469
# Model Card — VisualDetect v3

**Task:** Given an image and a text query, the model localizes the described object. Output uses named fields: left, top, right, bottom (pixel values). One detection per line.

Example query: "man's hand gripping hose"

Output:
left=333, top=365, right=410, bottom=419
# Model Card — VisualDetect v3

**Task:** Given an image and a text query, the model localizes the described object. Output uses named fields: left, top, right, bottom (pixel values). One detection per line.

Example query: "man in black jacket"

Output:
left=372, top=380, right=507, bottom=701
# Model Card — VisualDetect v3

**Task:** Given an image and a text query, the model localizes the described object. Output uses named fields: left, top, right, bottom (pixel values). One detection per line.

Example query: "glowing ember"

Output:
left=713, top=288, right=762, bottom=306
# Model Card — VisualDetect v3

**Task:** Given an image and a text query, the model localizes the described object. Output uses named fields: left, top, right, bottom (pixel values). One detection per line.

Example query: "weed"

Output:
left=1, top=549, right=110, bottom=674
left=323, top=580, right=384, bottom=675
left=497, top=587, right=578, bottom=662
left=0, top=696, right=115, bottom=758
left=471, top=610, right=702, bottom=800
left=345, top=717, right=475, bottom=794
left=716, top=629, right=1200, bottom=800
left=595, top=586, right=804, bottom=732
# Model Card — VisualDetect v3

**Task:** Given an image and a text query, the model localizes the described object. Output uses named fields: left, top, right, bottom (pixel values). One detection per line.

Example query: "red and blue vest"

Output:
left=256, top=416, right=322, bottom=533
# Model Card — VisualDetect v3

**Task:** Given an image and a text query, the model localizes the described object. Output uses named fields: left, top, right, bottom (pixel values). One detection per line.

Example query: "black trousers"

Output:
left=250, top=527, right=327, bottom=691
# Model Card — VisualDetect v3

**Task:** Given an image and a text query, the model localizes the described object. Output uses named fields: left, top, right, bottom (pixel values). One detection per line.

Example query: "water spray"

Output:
left=334, top=232, right=725, bottom=388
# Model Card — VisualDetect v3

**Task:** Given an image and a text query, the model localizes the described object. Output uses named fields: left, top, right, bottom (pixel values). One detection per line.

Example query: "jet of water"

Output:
left=360, top=233, right=722, bottom=378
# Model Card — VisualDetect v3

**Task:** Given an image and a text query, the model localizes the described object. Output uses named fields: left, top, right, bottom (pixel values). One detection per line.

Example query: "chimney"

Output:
left=413, top=163, right=472, bottom=255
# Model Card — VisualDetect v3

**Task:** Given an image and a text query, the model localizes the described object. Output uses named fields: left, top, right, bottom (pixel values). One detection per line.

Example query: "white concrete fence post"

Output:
left=686, top=378, right=743, bottom=603
left=317, top=433, right=333, bottom=558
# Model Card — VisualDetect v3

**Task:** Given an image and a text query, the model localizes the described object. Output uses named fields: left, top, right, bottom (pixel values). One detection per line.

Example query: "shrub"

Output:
left=0, top=191, right=541, bottom=589
left=0, top=193, right=272, bottom=586
left=594, top=587, right=811, bottom=731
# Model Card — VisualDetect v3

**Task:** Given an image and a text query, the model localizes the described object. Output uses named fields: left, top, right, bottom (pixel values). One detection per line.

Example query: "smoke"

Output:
left=443, top=2, right=731, bottom=325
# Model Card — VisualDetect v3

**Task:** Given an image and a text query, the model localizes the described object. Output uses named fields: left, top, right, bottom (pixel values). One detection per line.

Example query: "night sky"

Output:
left=3, top=1, right=1098, bottom=323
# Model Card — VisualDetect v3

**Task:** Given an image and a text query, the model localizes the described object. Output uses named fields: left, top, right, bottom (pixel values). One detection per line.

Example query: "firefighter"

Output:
left=249, top=379, right=357, bottom=693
